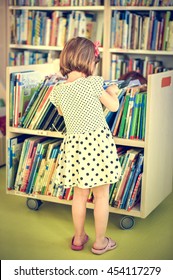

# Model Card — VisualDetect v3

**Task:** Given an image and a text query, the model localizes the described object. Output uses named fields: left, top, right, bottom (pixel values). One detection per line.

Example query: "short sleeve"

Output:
left=87, top=76, right=104, bottom=98
left=50, top=84, right=60, bottom=107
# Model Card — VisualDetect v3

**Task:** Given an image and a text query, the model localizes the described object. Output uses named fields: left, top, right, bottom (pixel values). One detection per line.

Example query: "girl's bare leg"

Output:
left=72, top=186, right=90, bottom=246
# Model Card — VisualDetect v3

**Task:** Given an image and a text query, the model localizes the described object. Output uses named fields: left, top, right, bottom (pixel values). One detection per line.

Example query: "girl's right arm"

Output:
left=57, top=107, right=63, bottom=116
left=99, top=84, right=119, bottom=112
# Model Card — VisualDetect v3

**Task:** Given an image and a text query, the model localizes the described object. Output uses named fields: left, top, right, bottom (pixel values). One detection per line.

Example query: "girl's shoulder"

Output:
left=86, top=76, right=104, bottom=84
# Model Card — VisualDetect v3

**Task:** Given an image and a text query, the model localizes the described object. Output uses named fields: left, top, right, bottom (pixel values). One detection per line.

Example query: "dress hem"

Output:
left=54, top=179, right=120, bottom=189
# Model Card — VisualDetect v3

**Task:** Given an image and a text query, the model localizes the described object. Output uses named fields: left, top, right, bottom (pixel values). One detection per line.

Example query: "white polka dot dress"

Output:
left=50, top=76, right=122, bottom=189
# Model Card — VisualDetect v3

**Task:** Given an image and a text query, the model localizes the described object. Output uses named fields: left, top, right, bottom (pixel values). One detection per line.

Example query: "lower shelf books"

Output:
left=8, top=135, right=143, bottom=211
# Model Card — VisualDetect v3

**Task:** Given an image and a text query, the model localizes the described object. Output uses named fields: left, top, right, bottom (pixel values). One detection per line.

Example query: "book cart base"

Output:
left=6, top=65, right=173, bottom=231
left=6, top=190, right=139, bottom=230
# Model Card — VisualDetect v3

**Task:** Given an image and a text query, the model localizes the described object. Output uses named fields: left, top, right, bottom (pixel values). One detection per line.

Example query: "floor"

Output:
left=0, top=165, right=173, bottom=260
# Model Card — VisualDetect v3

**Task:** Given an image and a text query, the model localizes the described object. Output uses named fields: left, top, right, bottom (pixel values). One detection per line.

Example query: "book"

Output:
left=162, top=11, right=171, bottom=50
left=127, top=173, right=142, bottom=211
left=125, top=153, right=144, bottom=210
left=25, top=138, right=52, bottom=194
left=112, top=95, right=125, bottom=136
left=42, top=147, right=60, bottom=195
left=29, top=85, right=54, bottom=129
left=14, top=137, right=33, bottom=191
left=129, top=92, right=141, bottom=139
left=119, top=156, right=138, bottom=209
left=113, top=148, right=142, bottom=208
left=19, top=136, right=45, bottom=192
left=118, top=93, right=130, bottom=138
left=16, top=71, right=45, bottom=127
left=7, top=135, right=29, bottom=190
left=142, top=93, right=147, bottom=140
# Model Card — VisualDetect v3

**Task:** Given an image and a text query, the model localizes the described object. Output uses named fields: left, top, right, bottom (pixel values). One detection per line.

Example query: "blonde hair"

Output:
left=60, top=37, right=100, bottom=77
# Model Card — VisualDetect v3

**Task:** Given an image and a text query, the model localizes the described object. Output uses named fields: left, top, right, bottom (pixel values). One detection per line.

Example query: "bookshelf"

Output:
left=6, top=63, right=173, bottom=228
left=0, top=0, right=7, bottom=97
left=6, top=1, right=173, bottom=79
left=108, top=5, right=173, bottom=79
left=7, top=1, right=105, bottom=72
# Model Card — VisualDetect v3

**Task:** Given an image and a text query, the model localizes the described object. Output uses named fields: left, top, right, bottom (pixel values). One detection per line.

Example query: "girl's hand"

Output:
left=106, top=84, right=119, bottom=96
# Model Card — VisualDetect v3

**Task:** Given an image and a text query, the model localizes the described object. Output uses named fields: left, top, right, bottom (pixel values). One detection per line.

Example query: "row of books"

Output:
left=9, top=50, right=49, bottom=66
left=110, top=54, right=173, bottom=79
left=105, top=84, right=147, bottom=140
left=111, top=10, right=173, bottom=51
left=10, top=9, right=103, bottom=46
left=9, top=70, right=66, bottom=130
left=7, top=134, right=143, bottom=211
left=9, top=0, right=102, bottom=6
left=110, top=0, right=173, bottom=5
left=7, top=135, right=63, bottom=194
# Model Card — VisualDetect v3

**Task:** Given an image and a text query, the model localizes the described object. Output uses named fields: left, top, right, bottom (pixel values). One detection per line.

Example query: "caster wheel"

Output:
left=120, top=216, right=135, bottom=230
left=26, top=198, right=43, bottom=211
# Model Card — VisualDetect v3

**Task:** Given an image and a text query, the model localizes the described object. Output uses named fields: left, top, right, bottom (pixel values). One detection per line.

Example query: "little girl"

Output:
left=50, top=37, right=122, bottom=255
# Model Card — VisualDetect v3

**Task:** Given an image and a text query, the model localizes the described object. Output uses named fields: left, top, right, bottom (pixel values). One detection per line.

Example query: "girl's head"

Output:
left=119, top=71, right=147, bottom=85
left=60, top=37, right=100, bottom=77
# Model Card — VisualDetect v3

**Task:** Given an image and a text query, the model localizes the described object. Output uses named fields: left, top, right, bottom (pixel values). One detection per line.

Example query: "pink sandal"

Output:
left=91, top=237, right=117, bottom=255
left=71, top=234, right=89, bottom=251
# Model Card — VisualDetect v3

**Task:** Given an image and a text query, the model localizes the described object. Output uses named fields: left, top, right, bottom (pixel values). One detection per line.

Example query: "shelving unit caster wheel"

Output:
left=26, top=198, right=43, bottom=211
left=120, top=216, right=135, bottom=230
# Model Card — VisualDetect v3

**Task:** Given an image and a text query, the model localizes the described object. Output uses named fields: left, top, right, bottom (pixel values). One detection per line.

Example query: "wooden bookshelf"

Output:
left=6, top=3, right=173, bottom=79
left=4, top=1, right=173, bottom=227
left=6, top=63, right=173, bottom=223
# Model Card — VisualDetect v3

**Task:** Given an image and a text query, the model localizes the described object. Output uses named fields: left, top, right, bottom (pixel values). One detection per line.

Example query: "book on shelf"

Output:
left=112, top=96, right=125, bottom=136
left=14, top=136, right=37, bottom=191
left=125, top=153, right=144, bottom=211
left=127, top=173, right=142, bottom=211
left=10, top=70, right=47, bottom=127
left=112, top=148, right=142, bottom=209
left=40, top=146, right=60, bottom=195
left=15, top=136, right=46, bottom=192
left=28, top=84, right=54, bottom=129
left=7, top=134, right=30, bottom=190
left=10, top=71, right=65, bottom=130
left=20, top=136, right=44, bottom=192
left=33, top=139, right=62, bottom=194
left=110, top=9, right=173, bottom=52
left=129, top=91, right=143, bottom=140
left=167, top=20, right=173, bottom=51
left=10, top=9, right=103, bottom=50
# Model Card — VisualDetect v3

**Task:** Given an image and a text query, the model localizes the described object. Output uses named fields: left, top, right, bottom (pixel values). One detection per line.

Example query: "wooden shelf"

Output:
left=8, top=127, right=145, bottom=147
left=6, top=189, right=142, bottom=217
left=8, top=126, right=64, bottom=138
left=10, top=44, right=63, bottom=51
left=111, top=6, right=173, bottom=11
left=9, top=5, right=104, bottom=11
left=114, top=137, right=145, bottom=148
left=109, top=48, right=173, bottom=56
left=10, top=44, right=104, bottom=53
